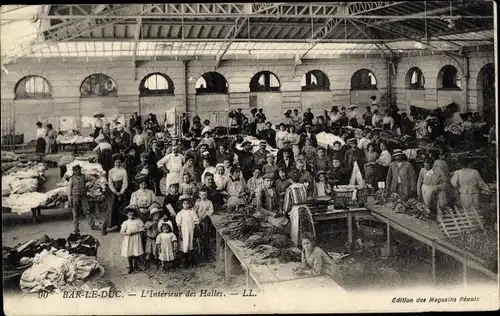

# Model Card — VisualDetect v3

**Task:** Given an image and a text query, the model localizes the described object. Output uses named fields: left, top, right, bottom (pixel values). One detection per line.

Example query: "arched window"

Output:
left=195, top=72, right=228, bottom=94
left=437, top=65, right=461, bottom=90
left=250, top=71, right=281, bottom=92
left=15, top=76, right=52, bottom=99
left=80, top=73, right=118, bottom=97
left=406, top=67, right=425, bottom=89
left=139, top=73, right=175, bottom=96
left=301, top=70, right=330, bottom=91
left=350, top=69, right=377, bottom=90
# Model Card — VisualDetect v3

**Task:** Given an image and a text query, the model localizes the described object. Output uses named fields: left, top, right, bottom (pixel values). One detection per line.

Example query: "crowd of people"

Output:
left=62, top=103, right=495, bottom=274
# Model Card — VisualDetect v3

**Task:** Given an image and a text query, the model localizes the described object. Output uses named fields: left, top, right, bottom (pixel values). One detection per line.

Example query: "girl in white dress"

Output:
left=156, top=223, right=178, bottom=272
left=120, top=206, right=145, bottom=274
left=175, top=196, right=200, bottom=268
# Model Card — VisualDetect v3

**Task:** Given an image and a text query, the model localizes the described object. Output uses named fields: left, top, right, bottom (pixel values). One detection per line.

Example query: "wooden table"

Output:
left=210, top=214, right=346, bottom=293
left=368, top=203, right=497, bottom=285
left=312, top=207, right=369, bottom=246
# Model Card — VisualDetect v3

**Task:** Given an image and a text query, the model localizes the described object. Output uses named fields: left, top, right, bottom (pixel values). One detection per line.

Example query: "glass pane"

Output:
left=310, top=74, right=317, bottom=85
left=196, top=77, right=207, bottom=89
left=369, top=73, right=376, bottom=85
left=258, top=74, right=265, bottom=86
left=411, top=71, right=418, bottom=84
left=269, top=74, right=279, bottom=87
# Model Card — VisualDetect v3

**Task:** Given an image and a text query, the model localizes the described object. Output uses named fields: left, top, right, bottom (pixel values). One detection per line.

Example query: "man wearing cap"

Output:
left=262, top=153, right=278, bottom=176
left=303, top=108, right=314, bottom=126
left=254, top=140, right=269, bottom=168
left=299, top=125, right=317, bottom=149
left=112, top=121, right=132, bottom=154
left=231, top=139, right=256, bottom=181
left=344, top=138, right=367, bottom=187
left=67, top=165, right=99, bottom=233
left=386, top=149, right=416, bottom=201
left=157, top=144, right=185, bottom=190
left=256, top=173, right=280, bottom=213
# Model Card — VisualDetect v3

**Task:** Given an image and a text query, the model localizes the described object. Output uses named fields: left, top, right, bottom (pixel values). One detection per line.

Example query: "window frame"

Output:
left=301, top=70, right=330, bottom=91
left=139, top=72, right=175, bottom=97
left=80, top=73, right=118, bottom=98
left=406, top=67, right=425, bottom=90
left=249, top=71, right=281, bottom=92
left=14, top=75, right=53, bottom=99
left=350, top=69, right=378, bottom=91
left=437, top=65, right=462, bottom=90
left=195, top=72, right=229, bottom=95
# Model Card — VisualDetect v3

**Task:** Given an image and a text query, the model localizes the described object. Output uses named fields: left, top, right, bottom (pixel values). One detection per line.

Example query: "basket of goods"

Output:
left=332, top=185, right=367, bottom=208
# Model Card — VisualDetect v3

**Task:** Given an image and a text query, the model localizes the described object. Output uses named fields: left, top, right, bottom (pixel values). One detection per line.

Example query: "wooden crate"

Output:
left=437, top=205, right=485, bottom=239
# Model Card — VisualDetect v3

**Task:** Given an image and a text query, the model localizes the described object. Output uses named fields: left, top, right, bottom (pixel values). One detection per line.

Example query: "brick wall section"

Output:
left=393, top=51, right=495, bottom=112
left=0, top=50, right=493, bottom=142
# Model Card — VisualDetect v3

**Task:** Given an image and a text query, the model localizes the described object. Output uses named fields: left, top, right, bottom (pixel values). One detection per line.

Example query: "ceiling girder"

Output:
left=214, top=16, right=248, bottom=68
left=132, top=17, right=142, bottom=79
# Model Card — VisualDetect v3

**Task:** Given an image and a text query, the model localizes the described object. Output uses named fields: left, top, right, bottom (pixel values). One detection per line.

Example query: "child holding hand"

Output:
left=156, top=223, right=178, bottom=272
left=120, top=205, right=145, bottom=274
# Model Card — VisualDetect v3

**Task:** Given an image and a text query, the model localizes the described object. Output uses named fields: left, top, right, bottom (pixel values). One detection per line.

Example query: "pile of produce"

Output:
left=449, top=229, right=498, bottom=270
left=374, top=190, right=431, bottom=220
left=57, top=135, right=95, bottom=145
left=218, top=205, right=299, bottom=264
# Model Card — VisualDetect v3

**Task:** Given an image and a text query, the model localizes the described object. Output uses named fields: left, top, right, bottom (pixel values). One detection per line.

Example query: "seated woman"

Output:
left=293, top=232, right=339, bottom=278
left=129, top=177, right=156, bottom=222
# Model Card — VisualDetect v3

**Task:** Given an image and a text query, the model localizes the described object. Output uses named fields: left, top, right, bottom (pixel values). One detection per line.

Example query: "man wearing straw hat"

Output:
left=386, top=149, right=416, bottom=202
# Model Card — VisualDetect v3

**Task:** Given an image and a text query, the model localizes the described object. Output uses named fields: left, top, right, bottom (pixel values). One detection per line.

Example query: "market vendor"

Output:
left=35, top=121, right=47, bottom=154
left=226, top=166, right=248, bottom=208
left=253, top=140, right=270, bottom=168
left=132, top=126, right=147, bottom=158
left=93, top=113, right=104, bottom=138
left=329, top=158, right=349, bottom=186
left=130, top=178, right=156, bottom=221
left=45, top=123, right=58, bottom=154
left=293, top=232, right=338, bottom=277
left=157, top=143, right=185, bottom=190
left=386, top=150, right=416, bottom=202
left=417, top=159, right=436, bottom=207
left=93, top=134, right=113, bottom=173
left=147, top=140, right=163, bottom=196
left=67, top=165, right=99, bottom=233
left=451, top=157, right=491, bottom=212
left=112, top=122, right=132, bottom=153
left=344, top=138, right=366, bottom=188
left=231, top=140, right=256, bottom=181
left=104, top=155, right=129, bottom=235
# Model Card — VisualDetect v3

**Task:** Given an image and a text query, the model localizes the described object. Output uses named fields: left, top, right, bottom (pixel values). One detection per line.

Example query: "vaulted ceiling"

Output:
left=0, top=2, right=495, bottom=65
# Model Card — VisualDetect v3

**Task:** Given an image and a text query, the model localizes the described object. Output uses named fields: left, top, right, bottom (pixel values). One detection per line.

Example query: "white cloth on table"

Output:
left=120, top=218, right=145, bottom=257
left=156, top=232, right=177, bottom=262
left=175, top=209, right=199, bottom=253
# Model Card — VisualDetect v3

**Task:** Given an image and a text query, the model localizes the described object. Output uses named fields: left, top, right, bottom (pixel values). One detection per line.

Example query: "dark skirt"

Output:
left=36, top=138, right=46, bottom=153
left=98, top=149, right=113, bottom=173
left=106, top=180, right=127, bottom=228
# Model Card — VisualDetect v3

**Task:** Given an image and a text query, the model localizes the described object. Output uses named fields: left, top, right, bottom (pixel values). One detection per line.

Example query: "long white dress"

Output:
left=157, top=153, right=185, bottom=188
left=120, top=218, right=145, bottom=257
left=156, top=232, right=177, bottom=262
left=175, top=209, right=200, bottom=253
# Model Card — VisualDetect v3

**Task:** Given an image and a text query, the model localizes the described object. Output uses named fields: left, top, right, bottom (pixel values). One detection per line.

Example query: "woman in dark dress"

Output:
left=35, top=122, right=47, bottom=153
left=190, top=115, right=203, bottom=138
left=103, top=155, right=129, bottom=235
left=93, top=135, right=113, bottom=174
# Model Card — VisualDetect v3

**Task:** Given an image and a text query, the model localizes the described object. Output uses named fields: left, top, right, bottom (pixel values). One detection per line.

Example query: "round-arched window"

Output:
left=15, top=75, right=52, bottom=99
left=437, top=65, right=461, bottom=89
left=195, top=72, right=228, bottom=94
left=406, top=67, right=425, bottom=89
left=139, top=73, right=175, bottom=96
left=80, top=73, right=118, bottom=97
left=350, top=69, right=377, bottom=90
left=301, top=70, right=330, bottom=91
left=250, top=71, right=281, bottom=92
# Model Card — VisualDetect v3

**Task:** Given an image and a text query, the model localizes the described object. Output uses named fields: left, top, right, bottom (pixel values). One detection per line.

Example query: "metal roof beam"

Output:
left=214, top=16, right=248, bottom=68
left=347, top=19, right=393, bottom=57
left=348, top=2, right=407, bottom=15
left=132, top=17, right=142, bottom=79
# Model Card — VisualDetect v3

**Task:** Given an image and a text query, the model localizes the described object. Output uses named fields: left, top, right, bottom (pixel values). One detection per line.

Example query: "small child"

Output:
left=175, top=196, right=200, bottom=268
left=214, top=164, right=229, bottom=191
left=156, top=223, right=178, bottom=272
left=144, top=206, right=162, bottom=268
left=180, top=172, right=197, bottom=198
left=314, top=171, right=332, bottom=198
left=194, top=188, right=214, bottom=261
left=120, top=206, right=145, bottom=274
